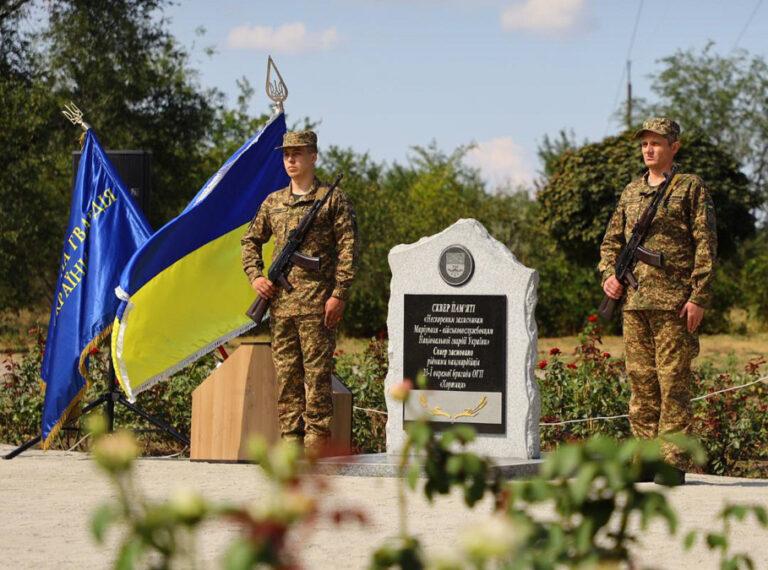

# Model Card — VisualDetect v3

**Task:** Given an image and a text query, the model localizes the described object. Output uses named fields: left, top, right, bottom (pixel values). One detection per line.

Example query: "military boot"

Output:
left=303, top=433, right=330, bottom=460
left=654, top=466, right=685, bottom=486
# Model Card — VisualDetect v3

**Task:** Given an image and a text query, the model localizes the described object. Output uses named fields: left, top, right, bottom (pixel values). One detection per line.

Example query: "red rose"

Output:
left=587, top=314, right=598, bottom=323
left=549, top=347, right=561, bottom=356
left=537, top=360, right=548, bottom=369
left=567, top=362, right=577, bottom=370
left=602, top=352, right=611, bottom=359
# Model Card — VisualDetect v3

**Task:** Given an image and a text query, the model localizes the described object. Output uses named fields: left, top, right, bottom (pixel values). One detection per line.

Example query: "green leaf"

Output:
left=723, top=504, right=748, bottom=521
left=407, top=422, right=431, bottom=448
left=616, top=438, right=640, bottom=463
left=574, top=519, right=595, bottom=554
left=705, top=532, right=727, bottom=549
left=461, top=453, right=483, bottom=476
left=90, top=504, right=116, bottom=543
left=445, top=455, right=463, bottom=476
left=439, top=430, right=457, bottom=449
left=752, top=506, right=768, bottom=527
left=683, top=530, right=697, bottom=550
left=554, top=444, right=583, bottom=477
left=569, top=463, right=599, bottom=505
left=464, top=475, right=487, bottom=507
left=223, top=538, right=257, bottom=570
left=407, top=463, right=420, bottom=490
left=451, top=424, right=477, bottom=444
left=584, top=436, right=617, bottom=461
left=115, top=538, right=143, bottom=570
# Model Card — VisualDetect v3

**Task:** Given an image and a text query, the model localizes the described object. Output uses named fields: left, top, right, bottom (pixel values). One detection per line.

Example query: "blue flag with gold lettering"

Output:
left=41, top=130, right=151, bottom=447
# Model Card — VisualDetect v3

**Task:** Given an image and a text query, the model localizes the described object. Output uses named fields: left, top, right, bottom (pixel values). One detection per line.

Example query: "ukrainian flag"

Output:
left=112, top=113, right=288, bottom=399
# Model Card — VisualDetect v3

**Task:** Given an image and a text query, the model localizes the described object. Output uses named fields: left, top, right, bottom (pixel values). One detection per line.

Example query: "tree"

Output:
left=643, top=42, right=768, bottom=211
left=537, top=130, right=757, bottom=267
left=43, top=0, right=218, bottom=225
left=0, top=3, right=66, bottom=308
left=1, top=0, right=273, bottom=311
left=317, top=144, right=488, bottom=336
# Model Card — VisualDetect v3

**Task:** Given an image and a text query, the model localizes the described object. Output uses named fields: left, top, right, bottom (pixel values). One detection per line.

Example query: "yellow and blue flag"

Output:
left=112, top=112, right=288, bottom=399
left=41, top=130, right=152, bottom=446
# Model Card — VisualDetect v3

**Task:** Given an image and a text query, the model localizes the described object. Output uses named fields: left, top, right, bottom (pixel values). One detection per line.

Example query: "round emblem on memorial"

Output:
left=438, top=245, right=474, bottom=287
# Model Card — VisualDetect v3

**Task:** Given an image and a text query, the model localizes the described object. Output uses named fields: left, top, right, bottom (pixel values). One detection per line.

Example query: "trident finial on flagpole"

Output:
left=62, top=102, right=91, bottom=131
left=265, top=56, right=288, bottom=114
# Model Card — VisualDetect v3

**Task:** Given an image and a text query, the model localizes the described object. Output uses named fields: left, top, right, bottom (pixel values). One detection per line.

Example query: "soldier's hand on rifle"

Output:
left=603, top=276, right=625, bottom=300
left=252, top=276, right=276, bottom=299
left=679, top=301, right=704, bottom=333
left=324, top=296, right=345, bottom=329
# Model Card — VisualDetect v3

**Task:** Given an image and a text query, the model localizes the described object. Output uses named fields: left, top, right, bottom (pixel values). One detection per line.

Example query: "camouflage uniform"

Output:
left=241, top=132, right=358, bottom=448
left=598, top=118, right=718, bottom=468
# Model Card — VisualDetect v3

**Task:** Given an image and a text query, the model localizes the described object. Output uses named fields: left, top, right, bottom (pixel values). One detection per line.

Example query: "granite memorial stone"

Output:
left=385, top=218, right=540, bottom=459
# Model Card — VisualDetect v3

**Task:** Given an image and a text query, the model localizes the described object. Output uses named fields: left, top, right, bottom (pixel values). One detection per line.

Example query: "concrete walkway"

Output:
left=1, top=444, right=767, bottom=569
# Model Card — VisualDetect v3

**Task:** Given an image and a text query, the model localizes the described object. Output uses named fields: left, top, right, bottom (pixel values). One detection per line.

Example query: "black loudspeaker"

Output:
left=73, top=150, right=152, bottom=215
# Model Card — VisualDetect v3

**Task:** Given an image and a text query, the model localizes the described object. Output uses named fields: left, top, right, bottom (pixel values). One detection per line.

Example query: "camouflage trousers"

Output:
left=269, top=314, right=335, bottom=442
left=623, top=310, right=699, bottom=469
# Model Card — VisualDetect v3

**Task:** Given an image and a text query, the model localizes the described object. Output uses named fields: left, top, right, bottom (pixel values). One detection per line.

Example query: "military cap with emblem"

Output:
left=276, top=130, right=318, bottom=150
left=634, top=117, right=681, bottom=140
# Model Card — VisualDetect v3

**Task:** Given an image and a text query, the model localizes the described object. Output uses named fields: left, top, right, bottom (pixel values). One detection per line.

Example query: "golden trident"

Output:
left=61, top=102, right=90, bottom=131
left=265, top=55, right=288, bottom=113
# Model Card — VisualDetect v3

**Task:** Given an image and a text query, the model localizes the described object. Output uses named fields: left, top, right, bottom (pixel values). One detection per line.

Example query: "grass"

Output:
left=4, top=308, right=766, bottom=371
left=242, top=330, right=767, bottom=371
left=538, top=333, right=768, bottom=369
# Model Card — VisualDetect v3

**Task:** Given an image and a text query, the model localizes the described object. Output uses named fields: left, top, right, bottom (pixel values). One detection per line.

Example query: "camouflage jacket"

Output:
left=598, top=170, right=717, bottom=311
left=241, top=178, right=359, bottom=317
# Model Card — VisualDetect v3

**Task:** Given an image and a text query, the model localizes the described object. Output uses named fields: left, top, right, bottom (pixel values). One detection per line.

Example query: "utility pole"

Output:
left=626, top=60, right=633, bottom=130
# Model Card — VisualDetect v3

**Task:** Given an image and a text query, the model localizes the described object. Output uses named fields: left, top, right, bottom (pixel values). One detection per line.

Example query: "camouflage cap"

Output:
left=634, top=117, right=681, bottom=140
left=276, top=130, right=318, bottom=150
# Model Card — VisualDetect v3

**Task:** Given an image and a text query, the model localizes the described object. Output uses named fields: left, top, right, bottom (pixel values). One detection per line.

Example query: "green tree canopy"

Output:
left=318, top=144, right=489, bottom=336
left=44, top=0, right=218, bottom=225
left=0, top=0, right=271, bottom=310
left=537, top=130, right=757, bottom=267
left=642, top=42, right=768, bottom=210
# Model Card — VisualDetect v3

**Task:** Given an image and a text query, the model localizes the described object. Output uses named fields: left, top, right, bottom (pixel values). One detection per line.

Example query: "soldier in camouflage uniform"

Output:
left=599, top=118, right=717, bottom=485
left=241, top=130, right=358, bottom=455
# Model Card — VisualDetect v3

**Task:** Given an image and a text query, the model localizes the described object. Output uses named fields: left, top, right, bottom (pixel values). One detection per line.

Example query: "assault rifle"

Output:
left=246, top=172, right=344, bottom=323
left=598, top=168, right=676, bottom=320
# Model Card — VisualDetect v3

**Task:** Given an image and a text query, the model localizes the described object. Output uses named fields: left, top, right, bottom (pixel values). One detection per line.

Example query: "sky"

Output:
left=165, top=0, right=768, bottom=190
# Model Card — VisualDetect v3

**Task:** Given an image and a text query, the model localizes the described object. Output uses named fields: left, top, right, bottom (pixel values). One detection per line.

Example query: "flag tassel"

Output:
left=41, top=324, right=112, bottom=450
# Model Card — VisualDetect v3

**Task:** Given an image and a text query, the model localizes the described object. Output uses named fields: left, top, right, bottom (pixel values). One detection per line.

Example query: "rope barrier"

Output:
left=353, top=375, right=768, bottom=426
left=354, top=406, right=388, bottom=416
left=541, top=375, right=768, bottom=427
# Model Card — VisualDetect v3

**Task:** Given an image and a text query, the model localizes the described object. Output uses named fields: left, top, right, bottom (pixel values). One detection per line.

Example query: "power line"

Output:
left=625, top=0, right=644, bottom=61
left=604, top=0, right=644, bottom=136
left=732, top=0, right=763, bottom=51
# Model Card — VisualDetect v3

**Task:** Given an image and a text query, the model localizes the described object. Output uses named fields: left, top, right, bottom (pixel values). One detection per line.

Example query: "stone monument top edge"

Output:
left=387, top=218, right=531, bottom=275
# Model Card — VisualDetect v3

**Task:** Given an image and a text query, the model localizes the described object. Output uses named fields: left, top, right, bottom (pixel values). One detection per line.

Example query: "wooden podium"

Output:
left=190, top=342, right=352, bottom=461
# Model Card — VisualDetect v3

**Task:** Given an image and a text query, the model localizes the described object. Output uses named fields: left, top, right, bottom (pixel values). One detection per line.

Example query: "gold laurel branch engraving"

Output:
left=418, top=394, right=451, bottom=418
left=418, top=394, right=488, bottom=420
left=452, top=396, right=488, bottom=420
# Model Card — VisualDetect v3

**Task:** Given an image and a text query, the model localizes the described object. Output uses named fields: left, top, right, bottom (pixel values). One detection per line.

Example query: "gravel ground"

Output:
left=1, top=444, right=767, bottom=569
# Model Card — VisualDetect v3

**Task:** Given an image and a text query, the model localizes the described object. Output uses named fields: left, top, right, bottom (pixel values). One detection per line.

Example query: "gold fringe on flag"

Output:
left=41, top=324, right=113, bottom=450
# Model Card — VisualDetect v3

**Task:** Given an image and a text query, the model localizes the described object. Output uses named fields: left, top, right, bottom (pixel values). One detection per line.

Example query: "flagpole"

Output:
left=5, top=104, right=189, bottom=460
left=266, top=55, right=288, bottom=114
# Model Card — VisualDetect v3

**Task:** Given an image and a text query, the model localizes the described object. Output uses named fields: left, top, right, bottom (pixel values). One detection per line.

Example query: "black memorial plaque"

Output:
left=403, top=294, right=506, bottom=434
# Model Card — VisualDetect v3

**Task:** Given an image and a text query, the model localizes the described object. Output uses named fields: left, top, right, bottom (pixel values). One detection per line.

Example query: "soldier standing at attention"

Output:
left=599, top=118, right=717, bottom=485
left=241, top=130, right=358, bottom=456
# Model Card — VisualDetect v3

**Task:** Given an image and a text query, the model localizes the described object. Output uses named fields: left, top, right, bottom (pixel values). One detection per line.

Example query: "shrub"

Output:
left=334, top=338, right=388, bottom=453
left=0, top=326, right=46, bottom=444
left=693, top=357, right=768, bottom=477
left=0, top=326, right=214, bottom=454
left=538, top=317, right=631, bottom=446
left=538, top=319, right=768, bottom=478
